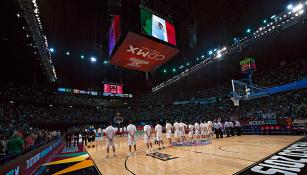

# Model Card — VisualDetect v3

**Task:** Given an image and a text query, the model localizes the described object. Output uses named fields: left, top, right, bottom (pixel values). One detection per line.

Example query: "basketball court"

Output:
left=87, top=135, right=302, bottom=175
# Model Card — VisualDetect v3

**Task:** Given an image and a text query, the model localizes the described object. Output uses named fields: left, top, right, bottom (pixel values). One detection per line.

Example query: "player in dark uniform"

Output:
left=81, top=128, right=88, bottom=147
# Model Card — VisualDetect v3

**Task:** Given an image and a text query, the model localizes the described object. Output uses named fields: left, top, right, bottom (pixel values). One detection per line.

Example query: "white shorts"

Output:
left=106, top=139, right=115, bottom=147
left=194, top=130, right=199, bottom=136
left=166, top=131, right=172, bottom=139
left=175, top=130, right=180, bottom=138
left=144, top=136, right=151, bottom=144
left=188, top=131, right=193, bottom=138
left=128, top=138, right=136, bottom=146
left=201, top=130, right=205, bottom=135
left=208, top=129, right=212, bottom=134
left=156, top=135, right=162, bottom=141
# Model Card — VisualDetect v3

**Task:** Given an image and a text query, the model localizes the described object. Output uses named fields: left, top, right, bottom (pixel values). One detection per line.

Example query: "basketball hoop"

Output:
left=231, top=97, right=240, bottom=106
left=114, top=117, right=123, bottom=125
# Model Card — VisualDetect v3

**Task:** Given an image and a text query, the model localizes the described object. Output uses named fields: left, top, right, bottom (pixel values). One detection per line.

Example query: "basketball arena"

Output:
left=1, top=0, right=307, bottom=175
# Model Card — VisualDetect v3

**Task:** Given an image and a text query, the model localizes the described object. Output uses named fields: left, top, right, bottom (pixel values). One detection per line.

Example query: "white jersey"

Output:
left=224, top=122, right=229, bottom=128
left=119, top=128, right=123, bottom=132
left=105, top=126, right=116, bottom=140
left=97, top=128, right=102, bottom=134
left=173, top=122, right=180, bottom=131
left=166, top=123, right=173, bottom=132
left=214, top=122, right=220, bottom=129
left=229, top=122, right=234, bottom=128
left=235, top=121, right=241, bottom=127
left=174, top=122, right=180, bottom=138
left=180, top=122, right=187, bottom=136
left=188, top=124, right=194, bottom=138
left=123, top=127, right=127, bottom=132
left=155, top=124, right=163, bottom=141
left=127, top=124, right=136, bottom=139
left=218, top=122, right=223, bottom=129
left=200, top=123, right=205, bottom=135
left=144, top=125, right=151, bottom=138
left=166, top=123, right=173, bottom=139
left=194, top=122, right=200, bottom=134
left=207, top=121, right=213, bottom=133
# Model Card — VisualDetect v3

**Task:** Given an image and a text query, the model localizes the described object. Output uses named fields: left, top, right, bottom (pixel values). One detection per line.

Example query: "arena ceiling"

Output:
left=1, top=0, right=306, bottom=93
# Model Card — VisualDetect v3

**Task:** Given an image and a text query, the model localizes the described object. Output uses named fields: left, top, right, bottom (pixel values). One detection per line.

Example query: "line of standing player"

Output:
left=103, top=120, right=217, bottom=157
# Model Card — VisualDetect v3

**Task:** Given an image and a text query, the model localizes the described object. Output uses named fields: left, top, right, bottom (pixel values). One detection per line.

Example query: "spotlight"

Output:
left=66, top=52, right=70, bottom=55
left=80, top=55, right=84, bottom=59
left=49, top=48, right=54, bottom=53
left=287, top=4, right=293, bottom=10
left=186, top=62, right=190, bottom=66
left=201, top=55, right=205, bottom=58
left=172, top=68, right=176, bottom=72
left=246, top=28, right=251, bottom=33
left=208, top=50, right=213, bottom=55
left=263, top=20, right=267, bottom=23
left=90, top=57, right=97, bottom=62
left=69, top=106, right=72, bottom=108
left=270, top=15, right=276, bottom=19
left=49, top=104, right=53, bottom=107
left=163, top=69, right=167, bottom=73
left=292, top=4, right=303, bottom=12
left=196, top=58, right=199, bottom=61
left=17, top=13, right=20, bottom=18
left=103, top=60, right=108, bottom=64
left=216, top=53, right=222, bottom=58
left=299, top=10, right=304, bottom=15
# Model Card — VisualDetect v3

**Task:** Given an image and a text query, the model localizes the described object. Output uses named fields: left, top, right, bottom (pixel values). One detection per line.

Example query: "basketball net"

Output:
left=231, top=96, right=240, bottom=106
left=114, top=117, right=123, bottom=125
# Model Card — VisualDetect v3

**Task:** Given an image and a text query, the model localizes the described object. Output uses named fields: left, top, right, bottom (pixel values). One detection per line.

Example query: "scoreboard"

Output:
left=103, top=83, right=123, bottom=95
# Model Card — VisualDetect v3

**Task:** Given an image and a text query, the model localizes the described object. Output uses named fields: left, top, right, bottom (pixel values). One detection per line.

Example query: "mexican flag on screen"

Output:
left=141, top=8, right=176, bottom=45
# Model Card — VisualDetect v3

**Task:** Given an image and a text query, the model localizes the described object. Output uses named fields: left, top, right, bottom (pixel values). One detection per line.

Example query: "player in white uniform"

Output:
left=165, top=121, right=173, bottom=146
left=127, top=121, right=137, bottom=155
left=119, top=127, right=123, bottom=137
left=144, top=124, right=153, bottom=154
left=155, top=122, right=164, bottom=150
left=105, top=122, right=116, bottom=158
left=180, top=122, right=187, bottom=142
left=207, top=121, right=213, bottom=140
left=173, top=121, right=180, bottom=143
left=203, top=121, right=208, bottom=139
left=200, top=122, right=205, bottom=139
left=188, top=124, right=194, bottom=140
left=194, top=122, right=200, bottom=140
left=123, top=127, right=127, bottom=136
left=97, top=128, right=102, bottom=139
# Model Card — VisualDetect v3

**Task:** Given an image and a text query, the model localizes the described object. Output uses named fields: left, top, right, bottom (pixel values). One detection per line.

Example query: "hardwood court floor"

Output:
left=87, top=135, right=302, bottom=175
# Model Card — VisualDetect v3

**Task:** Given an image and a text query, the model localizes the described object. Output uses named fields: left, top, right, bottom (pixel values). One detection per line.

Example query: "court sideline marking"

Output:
left=124, top=146, right=147, bottom=175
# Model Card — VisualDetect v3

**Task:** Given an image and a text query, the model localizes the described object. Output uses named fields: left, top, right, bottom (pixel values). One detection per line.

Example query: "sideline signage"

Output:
left=0, top=139, right=62, bottom=175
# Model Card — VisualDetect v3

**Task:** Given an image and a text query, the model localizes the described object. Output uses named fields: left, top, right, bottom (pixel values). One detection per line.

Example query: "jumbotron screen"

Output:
left=104, top=84, right=123, bottom=94
left=140, top=7, right=176, bottom=46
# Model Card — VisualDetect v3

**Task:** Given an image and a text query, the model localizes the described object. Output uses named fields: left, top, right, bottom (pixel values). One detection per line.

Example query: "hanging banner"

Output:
left=110, top=31, right=179, bottom=72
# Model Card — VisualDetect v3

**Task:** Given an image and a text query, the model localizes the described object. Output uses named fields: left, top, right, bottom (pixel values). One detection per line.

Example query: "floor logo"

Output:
left=147, top=152, right=178, bottom=161
left=236, top=137, right=307, bottom=175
